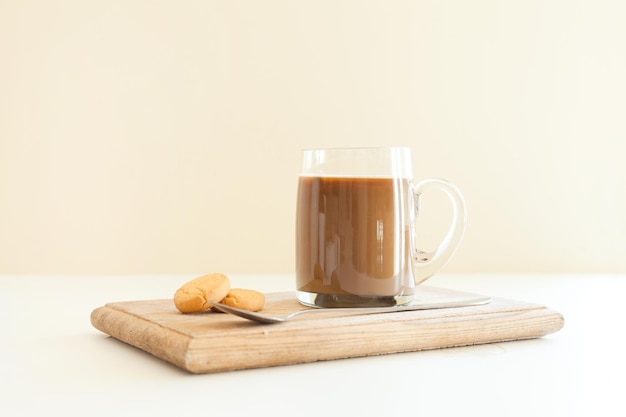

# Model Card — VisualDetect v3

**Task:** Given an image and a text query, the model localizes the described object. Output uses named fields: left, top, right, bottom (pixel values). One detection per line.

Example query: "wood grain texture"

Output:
left=90, top=286, right=564, bottom=374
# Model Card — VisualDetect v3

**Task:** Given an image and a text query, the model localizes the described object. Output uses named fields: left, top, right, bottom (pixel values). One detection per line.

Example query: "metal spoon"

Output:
left=208, top=295, right=491, bottom=324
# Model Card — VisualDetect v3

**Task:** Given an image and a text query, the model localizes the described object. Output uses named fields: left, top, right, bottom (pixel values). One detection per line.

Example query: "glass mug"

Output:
left=295, top=147, right=467, bottom=307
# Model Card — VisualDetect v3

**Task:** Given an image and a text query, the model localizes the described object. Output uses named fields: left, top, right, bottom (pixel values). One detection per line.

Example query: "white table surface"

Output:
left=0, top=272, right=623, bottom=416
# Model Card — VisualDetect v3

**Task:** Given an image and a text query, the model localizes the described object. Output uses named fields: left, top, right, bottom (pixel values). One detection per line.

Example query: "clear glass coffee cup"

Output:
left=295, top=147, right=467, bottom=307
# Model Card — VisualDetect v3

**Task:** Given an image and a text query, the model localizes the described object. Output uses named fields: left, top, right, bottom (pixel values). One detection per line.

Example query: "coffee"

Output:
left=296, top=176, right=416, bottom=303
left=295, top=147, right=467, bottom=308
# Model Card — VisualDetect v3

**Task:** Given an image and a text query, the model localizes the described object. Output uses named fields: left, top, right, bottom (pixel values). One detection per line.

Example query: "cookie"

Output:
left=174, top=273, right=230, bottom=313
left=220, top=288, right=265, bottom=312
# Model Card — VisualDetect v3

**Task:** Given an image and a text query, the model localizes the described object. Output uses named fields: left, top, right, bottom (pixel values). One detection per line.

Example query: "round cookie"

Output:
left=174, top=273, right=230, bottom=313
left=220, top=288, right=265, bottom=312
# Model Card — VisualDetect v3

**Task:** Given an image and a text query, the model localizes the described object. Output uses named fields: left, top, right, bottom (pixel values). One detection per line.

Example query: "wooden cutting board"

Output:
left=90, top=286, right=564, bottom=374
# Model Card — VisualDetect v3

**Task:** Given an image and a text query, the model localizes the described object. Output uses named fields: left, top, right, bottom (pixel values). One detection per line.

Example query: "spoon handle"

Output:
left=288, top=296, right=491, bottom=319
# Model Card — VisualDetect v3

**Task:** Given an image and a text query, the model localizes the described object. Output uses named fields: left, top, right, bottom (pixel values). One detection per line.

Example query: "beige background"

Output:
left=1, top=0, right=625, bottom=274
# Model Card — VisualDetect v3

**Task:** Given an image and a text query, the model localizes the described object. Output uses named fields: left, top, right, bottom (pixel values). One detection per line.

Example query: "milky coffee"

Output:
left=296, top=175, right=415, bottom=306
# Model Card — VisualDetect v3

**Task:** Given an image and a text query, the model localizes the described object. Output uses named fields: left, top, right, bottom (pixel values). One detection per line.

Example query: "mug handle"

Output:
left=411, top=178, right=467, bottom=283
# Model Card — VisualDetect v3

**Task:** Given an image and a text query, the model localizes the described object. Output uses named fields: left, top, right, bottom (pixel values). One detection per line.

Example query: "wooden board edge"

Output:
left=182, top=306, right=565, bottom=374
left=90, top=305, right=192, bottom=371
